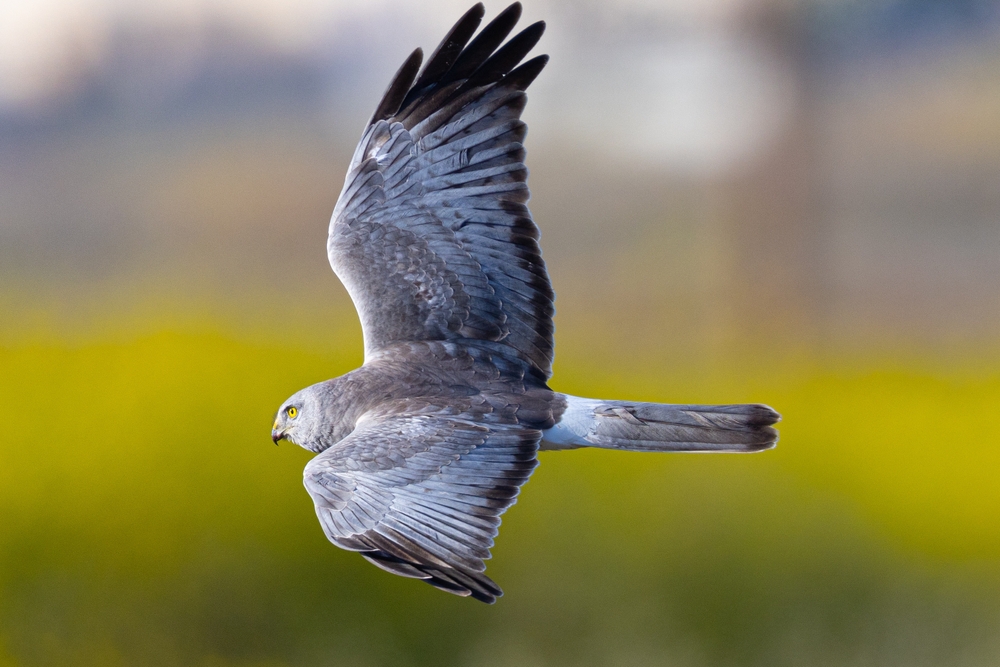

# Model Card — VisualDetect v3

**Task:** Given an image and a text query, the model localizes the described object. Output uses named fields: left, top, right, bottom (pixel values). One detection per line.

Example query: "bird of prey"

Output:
left=271, top=2, right=780, bottom=604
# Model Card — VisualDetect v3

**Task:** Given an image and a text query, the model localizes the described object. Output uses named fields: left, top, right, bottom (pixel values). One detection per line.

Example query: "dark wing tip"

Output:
left=457, top=20, right=546, bottom=93
left=432, top=566, right=503, bottom=604
left=393, top=3, right=542, bottom=123
left=412, top=3, right=487, bottom=92
left=504, top=53, right=548, bottom=90
left=369, top=47, right=424, bottom=124
left=441, top=2, right=525, bottom=86
left=363, top=549, right=503, bottom=603
left=376, top=3, right=547, bottom=135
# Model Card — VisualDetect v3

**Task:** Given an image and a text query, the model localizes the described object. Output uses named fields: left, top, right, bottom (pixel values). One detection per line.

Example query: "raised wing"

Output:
left=303, top=410, right=540, bottom=603
left=329, top=3, right=554, bottom=381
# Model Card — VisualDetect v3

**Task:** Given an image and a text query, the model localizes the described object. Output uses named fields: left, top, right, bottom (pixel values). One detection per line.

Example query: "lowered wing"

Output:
left=303, top=408, right=540, bottom=603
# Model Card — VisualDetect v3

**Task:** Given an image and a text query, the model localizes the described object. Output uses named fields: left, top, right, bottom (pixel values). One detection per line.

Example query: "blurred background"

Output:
left=2, top=0, right=1000, bottom=665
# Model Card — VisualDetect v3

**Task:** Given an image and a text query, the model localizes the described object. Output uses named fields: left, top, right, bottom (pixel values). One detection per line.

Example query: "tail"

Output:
left=541, top=395, right=780, bottom=453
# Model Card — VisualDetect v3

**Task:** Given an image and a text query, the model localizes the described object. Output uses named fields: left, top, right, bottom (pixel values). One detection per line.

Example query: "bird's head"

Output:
left=272, top=386, right=323, bottom=451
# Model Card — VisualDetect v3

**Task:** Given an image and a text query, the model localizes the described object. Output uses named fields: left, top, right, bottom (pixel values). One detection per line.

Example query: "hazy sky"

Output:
left=0, top=0, right=791, bottom=175
left=0, top=0, right=753, bottom=104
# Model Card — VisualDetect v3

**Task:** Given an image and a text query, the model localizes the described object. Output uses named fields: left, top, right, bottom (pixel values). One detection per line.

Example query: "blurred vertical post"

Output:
left=708, top=0, right=824, bottom=361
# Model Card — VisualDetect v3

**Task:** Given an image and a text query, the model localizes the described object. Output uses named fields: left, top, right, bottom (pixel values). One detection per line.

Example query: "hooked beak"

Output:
left=271, top=420, right=284, bottom=446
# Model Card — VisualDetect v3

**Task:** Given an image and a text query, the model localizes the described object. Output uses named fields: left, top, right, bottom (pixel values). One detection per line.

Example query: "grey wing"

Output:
left=329, top=3, right=554, bottom=381
left=303, top=410, right=540, bottom=603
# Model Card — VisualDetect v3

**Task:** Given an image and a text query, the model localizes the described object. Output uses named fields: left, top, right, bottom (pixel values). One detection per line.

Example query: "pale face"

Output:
left=271, top=387, right=316, bottom=448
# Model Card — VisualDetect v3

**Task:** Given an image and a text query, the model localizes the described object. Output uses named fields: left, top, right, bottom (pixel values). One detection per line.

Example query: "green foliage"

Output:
left=1, top=328, right=999, bottom=666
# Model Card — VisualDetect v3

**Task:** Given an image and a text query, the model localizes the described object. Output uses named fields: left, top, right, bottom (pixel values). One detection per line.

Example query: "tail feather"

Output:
left=541, top=395, right=780, bottom=453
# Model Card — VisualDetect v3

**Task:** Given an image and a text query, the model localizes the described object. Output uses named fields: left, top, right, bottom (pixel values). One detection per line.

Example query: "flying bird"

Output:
left=271, top=2, right=780, bottom=603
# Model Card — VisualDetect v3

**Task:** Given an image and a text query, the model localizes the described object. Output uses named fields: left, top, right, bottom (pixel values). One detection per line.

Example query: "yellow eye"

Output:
left=287, top=406, right=298, bottom=419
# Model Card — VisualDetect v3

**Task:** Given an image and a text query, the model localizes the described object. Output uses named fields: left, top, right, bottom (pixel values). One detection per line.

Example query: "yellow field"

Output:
left=2, top=318, right=998, bottom=666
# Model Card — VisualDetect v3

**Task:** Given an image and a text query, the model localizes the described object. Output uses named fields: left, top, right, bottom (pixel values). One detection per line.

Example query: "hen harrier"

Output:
left=271, top=2, right=779, bottom=603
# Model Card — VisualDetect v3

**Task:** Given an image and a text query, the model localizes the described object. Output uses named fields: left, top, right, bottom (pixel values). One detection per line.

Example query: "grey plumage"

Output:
left=271, top=2, right=780, bottom=604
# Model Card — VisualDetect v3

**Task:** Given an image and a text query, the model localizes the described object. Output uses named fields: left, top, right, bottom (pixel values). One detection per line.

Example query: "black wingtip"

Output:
left=498, top=2, right=524, bottom=26
left=458, top=20, right=546, bottom=92
left=505, top=53, right=548, bottom=90
left=412, top=3, right=486, bottom=93
left=514, top=20, right=546, bottom=53
left=443, top=1, right=525, bottom=85
left=369, top=2, right=548, bottom=132
left=369, top=47, right=424, bottom=124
